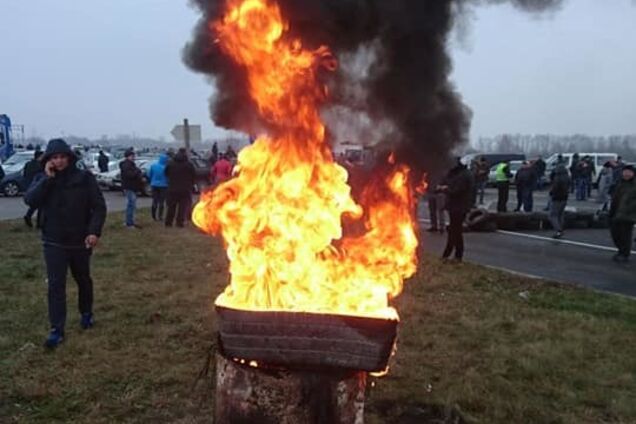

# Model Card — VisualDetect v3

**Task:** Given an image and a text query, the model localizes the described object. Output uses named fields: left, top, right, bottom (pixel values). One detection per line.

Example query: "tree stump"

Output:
left=215, top=354, right=367, bottom=424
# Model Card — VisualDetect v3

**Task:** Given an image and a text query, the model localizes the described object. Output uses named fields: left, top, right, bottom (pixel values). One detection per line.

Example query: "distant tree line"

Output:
left=472, top=134, right=636, bottom=160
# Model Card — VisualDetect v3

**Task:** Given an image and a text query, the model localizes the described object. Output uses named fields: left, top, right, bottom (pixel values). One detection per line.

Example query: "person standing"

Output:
left=165, top=148, right=196, bottom=228
left=548, top=163, right=571, bottom=239
left=97, top=150, right=109, bottom=173
left=495, top=161, right=512, bottom=212
left=119, top=150, right=144, bottom=229
left=611, top=157, right=625, bottom=194
left=148, top=153, right=169, bottom=222
left=597, top=161, right=614, bottom=211
left=609, top=165, right=636, bottom=262
left=438, top=158, right=474, bottom=262
left=426, top=173, right=446, bottom=233
left=514, top=161, right=537, bottom=212
left=533, top=156, right=546, bottom=190
left=570, top=153, right=580, bottom=195
left=211, top=153, right=233, bottom=185
left=22, top=150, right=44, bottom=227
left=472, top=156, right=490, bottom=206
left=24, top=138, right=107, bottom=348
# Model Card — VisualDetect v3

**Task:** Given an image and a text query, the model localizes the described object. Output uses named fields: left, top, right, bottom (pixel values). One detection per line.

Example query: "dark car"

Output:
left=190, top=157, right=212, bottom=192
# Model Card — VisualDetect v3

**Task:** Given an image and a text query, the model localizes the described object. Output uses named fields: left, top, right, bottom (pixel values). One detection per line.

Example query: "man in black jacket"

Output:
left=23, top=150, right=44, bottom=227
left=165, top=148, right=196, bottom=228
left=548, top=163, right=570, bottom=239
left=24, top=139, right=107, bottom=348
left=97, top=150, right=109, bottom=173
left=438, top=157, right=474, bottom=262
left=514, top=161, right=537, bottom=212
left=119, top=149, right=144, bottom=228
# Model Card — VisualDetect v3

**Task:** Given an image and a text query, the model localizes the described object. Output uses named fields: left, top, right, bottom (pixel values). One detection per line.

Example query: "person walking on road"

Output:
left=548, top=163, right=571, bottom=239
left=495, top=161, right=512, bottom=213
left=609, top=165, right=636, bottom=262
left=148, top=153, right=169, bottom=222
left=24, top=138, right=107, bottom=348
left=438, top=157, right=474, bottom=262
left=514, top=161, right=537, bottom=212
left=165, top=148, right=196, bottom=228
left=23, top=150, right=44, bottom=227
left=97, top=150, right=109, bottom=173
left=119, top=149, right=144, bottom=229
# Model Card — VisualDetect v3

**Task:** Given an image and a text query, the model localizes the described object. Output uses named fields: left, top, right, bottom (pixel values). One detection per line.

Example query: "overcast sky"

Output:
left=1, top=0, right=635, bottom=143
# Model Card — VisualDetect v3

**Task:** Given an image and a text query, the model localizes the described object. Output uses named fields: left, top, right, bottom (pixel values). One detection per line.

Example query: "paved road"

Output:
left=0, top=191, right=152, bottom=221
left=419, top=190, right=635, bottom=297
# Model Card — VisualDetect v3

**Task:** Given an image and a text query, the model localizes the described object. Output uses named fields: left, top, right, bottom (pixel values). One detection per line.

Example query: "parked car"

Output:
left=95, top=164, right=121, bottom=191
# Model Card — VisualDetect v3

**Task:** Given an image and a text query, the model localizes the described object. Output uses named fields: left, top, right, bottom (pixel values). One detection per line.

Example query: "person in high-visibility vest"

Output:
left=496, top=161, right=513, bottom=212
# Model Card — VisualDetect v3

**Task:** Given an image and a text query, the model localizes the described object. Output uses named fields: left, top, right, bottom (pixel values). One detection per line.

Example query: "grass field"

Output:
left=1, top=211, right=635, bottom=423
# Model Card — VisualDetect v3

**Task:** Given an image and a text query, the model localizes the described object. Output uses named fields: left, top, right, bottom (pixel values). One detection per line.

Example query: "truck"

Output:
left=0, top=114, right=15, bottom=161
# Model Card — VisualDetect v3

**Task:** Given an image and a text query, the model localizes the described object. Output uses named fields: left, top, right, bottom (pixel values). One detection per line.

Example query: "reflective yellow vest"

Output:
left=495, top=163, right=509, bottom=182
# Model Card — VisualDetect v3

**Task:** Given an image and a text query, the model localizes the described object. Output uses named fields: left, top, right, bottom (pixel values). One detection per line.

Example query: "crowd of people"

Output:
left=428, top=154, right=635, bottom=263
left=7, top=137, right=635, bottom=348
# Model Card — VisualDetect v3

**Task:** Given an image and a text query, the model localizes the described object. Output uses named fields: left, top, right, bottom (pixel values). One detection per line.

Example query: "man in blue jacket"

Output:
left=148, top=153, right=169, bottom=221
left=25, top=139, right=107, bottom=348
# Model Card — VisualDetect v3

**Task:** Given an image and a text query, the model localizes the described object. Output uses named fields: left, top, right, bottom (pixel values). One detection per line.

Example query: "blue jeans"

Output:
left=125, top=189, right=137, bottom=226
left=44, top=245, right=93, bottom=332
left=575, top=178, right=588, bottom=201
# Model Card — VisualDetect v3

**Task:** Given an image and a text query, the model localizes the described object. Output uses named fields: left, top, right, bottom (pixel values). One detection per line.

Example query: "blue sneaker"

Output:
left=44, top=328, right=64, bottom=349
left=80, top=313, right=94, bottom=329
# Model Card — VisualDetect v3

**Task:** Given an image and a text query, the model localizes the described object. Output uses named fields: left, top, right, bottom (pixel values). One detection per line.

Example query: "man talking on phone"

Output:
left=25, top=138, right=107, bottom=348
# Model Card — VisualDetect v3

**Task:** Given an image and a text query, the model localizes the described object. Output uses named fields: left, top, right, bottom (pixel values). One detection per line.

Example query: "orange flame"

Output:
left=193, top=0, right=419, bottom=320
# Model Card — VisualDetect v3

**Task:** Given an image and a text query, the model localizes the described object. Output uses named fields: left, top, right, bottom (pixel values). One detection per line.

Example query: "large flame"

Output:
left=193, top=0, right=420, bottom=320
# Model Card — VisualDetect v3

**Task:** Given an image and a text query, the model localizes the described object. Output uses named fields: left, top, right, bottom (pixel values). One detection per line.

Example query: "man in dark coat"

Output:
left=548, top=163, right=571, bottom=239
left=97, top=150, right=109, bottom=173
left=23, top=150, right=44, bottom=227
left=119, top=149, right=144, bottom=228
left=609, top=165, right=636, bottom=262
left=533, top=156, right=546, bottom=189
left=165, top=148, right=196, bottom=228
left=438, top=157, right=474, bottom=262
left=24, top=139, right=107, bottom=348
left=514, top=161, right=537, bottom=212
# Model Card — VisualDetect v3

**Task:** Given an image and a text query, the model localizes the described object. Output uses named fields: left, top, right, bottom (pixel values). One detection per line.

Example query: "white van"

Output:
left=545, top=153, right=618, bottom=180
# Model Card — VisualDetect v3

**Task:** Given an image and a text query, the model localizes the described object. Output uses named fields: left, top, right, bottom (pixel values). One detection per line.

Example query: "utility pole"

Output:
left=183, top=118, right=191, bottom=152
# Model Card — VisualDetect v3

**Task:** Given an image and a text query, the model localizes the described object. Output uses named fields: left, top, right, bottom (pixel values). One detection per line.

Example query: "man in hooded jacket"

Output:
left=438, top=157, right=474, bottom=262
left=165, top=148, right=196, bottom=228
left=24, top=139, right=107, bottom=348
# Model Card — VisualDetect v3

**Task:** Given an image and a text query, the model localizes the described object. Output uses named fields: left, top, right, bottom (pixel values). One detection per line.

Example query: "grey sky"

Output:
left=1, top=0, right=635, bottom=143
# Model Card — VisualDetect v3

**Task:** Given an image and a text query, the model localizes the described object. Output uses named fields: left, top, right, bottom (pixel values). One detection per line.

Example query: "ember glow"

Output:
left=193, top=0, right=420, bottom=320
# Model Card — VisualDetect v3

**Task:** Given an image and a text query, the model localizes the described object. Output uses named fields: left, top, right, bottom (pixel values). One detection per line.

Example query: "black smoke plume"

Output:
left=184, top=0, right=563, bottom=177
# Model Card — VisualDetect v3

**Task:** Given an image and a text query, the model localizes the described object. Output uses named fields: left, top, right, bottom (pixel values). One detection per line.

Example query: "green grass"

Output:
left=0, top=211, right=635, bottom=423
